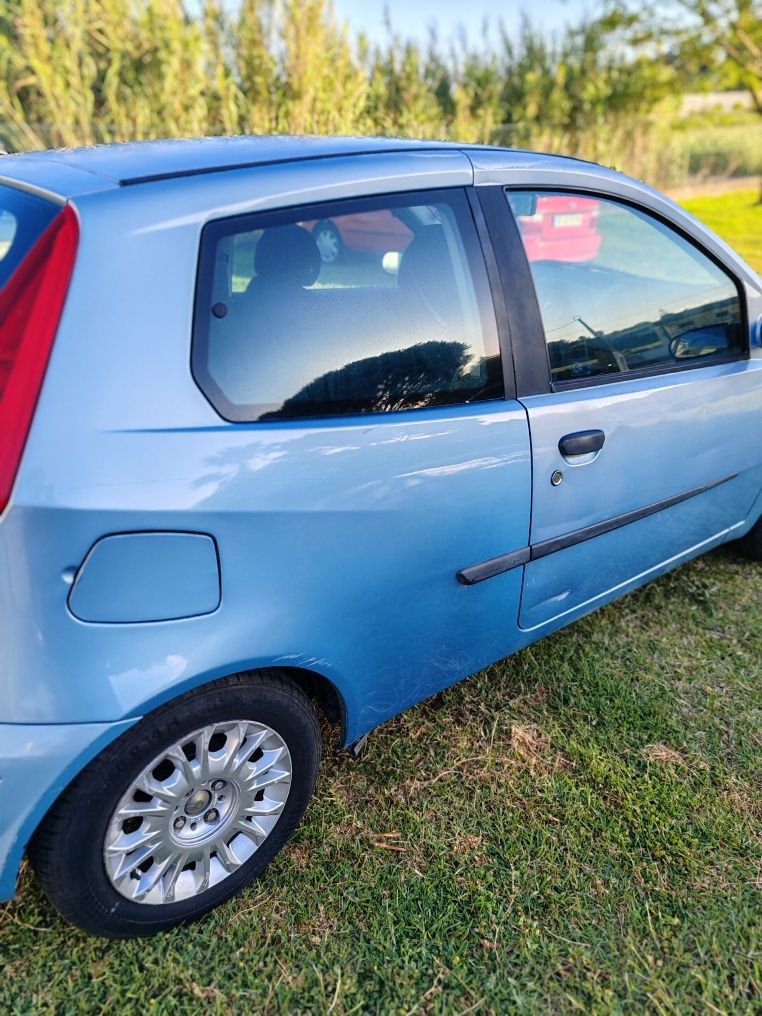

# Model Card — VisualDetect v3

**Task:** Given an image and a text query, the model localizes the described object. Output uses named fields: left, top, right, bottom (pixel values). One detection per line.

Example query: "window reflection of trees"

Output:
left=261, top=341, right=485, bottom=419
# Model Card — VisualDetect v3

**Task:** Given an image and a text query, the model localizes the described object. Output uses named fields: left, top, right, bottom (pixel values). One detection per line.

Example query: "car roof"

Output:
left=0, top=135, right=596, bottom=196
left=1, top=136, right=460, bottom=188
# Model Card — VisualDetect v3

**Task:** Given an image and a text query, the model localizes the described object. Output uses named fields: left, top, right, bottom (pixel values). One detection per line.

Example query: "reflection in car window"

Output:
left=0, top=211, right=17, bottom=263
left=506, top=190, right=744, bottom=384
left=0, top=185, right=59, bottom=289
left=194, top=191, right=503, bottom=421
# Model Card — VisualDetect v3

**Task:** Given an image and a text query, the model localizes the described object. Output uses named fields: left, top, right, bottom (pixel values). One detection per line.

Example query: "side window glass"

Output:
left=0, top=210, right=17, bottom=263
left=506, top=190, right=744, bottom=384
left=0, top=185, right=58, bottom=289
left=193, top=191, right=502, bottom=421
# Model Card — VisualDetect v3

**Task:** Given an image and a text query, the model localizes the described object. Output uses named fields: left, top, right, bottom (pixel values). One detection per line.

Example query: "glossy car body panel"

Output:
left=518, top=361, right=762, bottom=626
left=523, top=362, right=762, bottom=545
left=1, top=403, right=531, bottom=728
left=68, top=532, right=221, bottom=623
left=0, top=138, right=760, bottom=902
left=3, top=135, right=472, bottom=185
left=0, top=719, right=137, bottom=901
left=0, top=161, right=113, bottom=202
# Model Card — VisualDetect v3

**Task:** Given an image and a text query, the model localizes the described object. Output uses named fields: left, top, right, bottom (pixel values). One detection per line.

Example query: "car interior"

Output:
left=205, top=209, right=493, bottom=416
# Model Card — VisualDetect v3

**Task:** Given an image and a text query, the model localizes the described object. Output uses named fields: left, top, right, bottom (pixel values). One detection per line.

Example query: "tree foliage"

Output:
left=665, top=0, right=762, bottom=111
left=617, top=0, right=761, bottom=194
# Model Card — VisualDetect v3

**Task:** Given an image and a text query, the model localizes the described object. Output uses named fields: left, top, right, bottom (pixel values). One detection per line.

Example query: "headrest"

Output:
left=254, top=225, right=321, bottom=287
left=398, top=225, right=456, bottom=298
left=398, top=226, right=458, bottom=326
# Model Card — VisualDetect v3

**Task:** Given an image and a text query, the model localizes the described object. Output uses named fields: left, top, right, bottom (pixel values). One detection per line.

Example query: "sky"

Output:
left=332, top=0, right=593, bottom=43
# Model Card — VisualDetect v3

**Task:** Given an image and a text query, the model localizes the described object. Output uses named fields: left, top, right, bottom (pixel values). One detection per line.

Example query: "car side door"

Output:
left=477, top=182, right=762, bottom=632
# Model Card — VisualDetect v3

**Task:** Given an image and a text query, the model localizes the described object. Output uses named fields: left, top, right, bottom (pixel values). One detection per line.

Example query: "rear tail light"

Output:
left=0, top=204, right=78, bottom=513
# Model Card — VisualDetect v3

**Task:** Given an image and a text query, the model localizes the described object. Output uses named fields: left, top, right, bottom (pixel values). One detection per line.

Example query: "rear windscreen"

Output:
left=0, top=184, right=59, bottom=289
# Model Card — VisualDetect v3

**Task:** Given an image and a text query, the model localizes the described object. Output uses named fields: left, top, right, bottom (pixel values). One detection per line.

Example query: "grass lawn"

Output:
left=681, top=189, right=762, bottom=273
left=1, top=191, right=760, bottom=1014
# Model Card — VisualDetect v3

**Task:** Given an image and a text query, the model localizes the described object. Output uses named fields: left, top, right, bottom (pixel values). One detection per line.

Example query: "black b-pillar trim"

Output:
left=474, top=186, right=552, bottom=398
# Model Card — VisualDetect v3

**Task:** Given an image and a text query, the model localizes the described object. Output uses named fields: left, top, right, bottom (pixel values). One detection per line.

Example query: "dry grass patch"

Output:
left=719, top=782, right=762, bottom=822
left=509, top=723, right=568, bottom=774
left=641, top=743, right=709, bottom=770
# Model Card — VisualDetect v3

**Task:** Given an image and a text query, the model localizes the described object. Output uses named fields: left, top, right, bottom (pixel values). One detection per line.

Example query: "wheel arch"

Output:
left=11, top=663, right=348, bottom=902
left=275, top=665, right=346, bottom=737
left=118, top=660, right=353, bottom=749
left=10, top=666, right=349, bottom=898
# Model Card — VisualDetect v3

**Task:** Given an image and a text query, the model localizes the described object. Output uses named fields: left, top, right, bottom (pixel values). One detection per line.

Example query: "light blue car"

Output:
left=1, top=137, right=760, bottom=936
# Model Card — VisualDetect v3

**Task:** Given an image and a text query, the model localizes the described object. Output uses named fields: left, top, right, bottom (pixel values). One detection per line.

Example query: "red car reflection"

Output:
left=515, top=195, right=602, bottom=262
left=305, top=196, right=602, bottom=265
left=304, top=210, right=413, bottom=264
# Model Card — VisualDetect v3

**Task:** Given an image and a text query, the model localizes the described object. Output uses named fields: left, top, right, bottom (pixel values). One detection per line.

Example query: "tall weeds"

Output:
left=0, top=0, right=755, bottom=186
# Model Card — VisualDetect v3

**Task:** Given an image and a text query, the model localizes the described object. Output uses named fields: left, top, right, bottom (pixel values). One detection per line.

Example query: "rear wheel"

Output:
left=737, top=516, right=762, bottom=561
left=29, top=671, right=321, bottom=937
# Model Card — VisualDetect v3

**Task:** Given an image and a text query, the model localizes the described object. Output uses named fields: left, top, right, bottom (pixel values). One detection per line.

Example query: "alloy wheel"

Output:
left=103, top=720, right=292, bottom=905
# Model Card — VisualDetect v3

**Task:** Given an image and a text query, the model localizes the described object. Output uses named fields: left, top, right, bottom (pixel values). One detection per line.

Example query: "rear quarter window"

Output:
left=192, top=189, right=503, bottom=422
left=0, top=184, right=59, bottom=288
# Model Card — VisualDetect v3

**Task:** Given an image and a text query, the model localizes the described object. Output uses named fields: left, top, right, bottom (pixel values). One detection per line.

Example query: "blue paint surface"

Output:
left=0, top=719, right=137, bottom=901
left=0, top=139, right=760, bottom=900
left=68, top=531, right=220, bottom=623
left=519, top=361, right=762, bottom=627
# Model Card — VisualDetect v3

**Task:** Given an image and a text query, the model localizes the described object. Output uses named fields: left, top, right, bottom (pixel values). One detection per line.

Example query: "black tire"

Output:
left=737, top=516, right=762, bottom=561
left=313, top=219, right=343, bottom=264
left=28, top=670, right=321, bottom=937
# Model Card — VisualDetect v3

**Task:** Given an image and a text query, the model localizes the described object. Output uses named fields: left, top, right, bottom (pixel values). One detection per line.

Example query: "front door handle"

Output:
left=558, top=429, right=606, bottom=459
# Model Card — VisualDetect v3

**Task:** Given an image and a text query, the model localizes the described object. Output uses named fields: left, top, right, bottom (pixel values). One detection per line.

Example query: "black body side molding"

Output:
left=457, top=473, right=736, bottom=585
left=456, top=548, right=531, bottom=586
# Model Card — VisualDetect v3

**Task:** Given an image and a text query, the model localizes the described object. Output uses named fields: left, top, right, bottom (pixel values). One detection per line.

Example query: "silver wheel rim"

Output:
left=315, top=225, right=340, bottom=263
left=103, top=720, right=292, bottom=905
